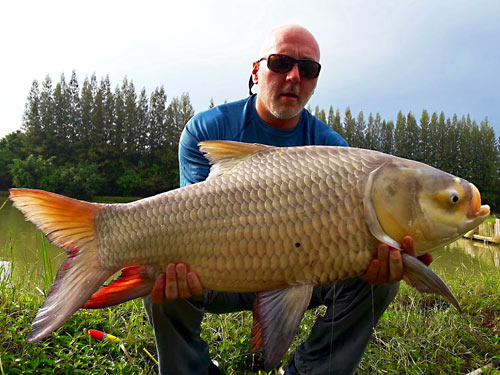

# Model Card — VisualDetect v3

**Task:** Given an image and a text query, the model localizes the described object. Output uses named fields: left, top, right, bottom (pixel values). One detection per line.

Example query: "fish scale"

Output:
left=96, top=146, right=379, bottom=291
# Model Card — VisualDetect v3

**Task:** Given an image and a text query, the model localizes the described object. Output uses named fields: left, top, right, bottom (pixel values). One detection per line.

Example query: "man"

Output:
left=144, top=25, right=425, bottom=375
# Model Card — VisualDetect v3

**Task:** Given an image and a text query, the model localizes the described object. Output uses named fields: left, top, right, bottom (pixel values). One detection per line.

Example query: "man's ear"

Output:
left=252, top=61, right=260, bottom=84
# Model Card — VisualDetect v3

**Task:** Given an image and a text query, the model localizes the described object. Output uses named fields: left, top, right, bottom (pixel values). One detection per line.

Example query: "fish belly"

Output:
left=96, top=147, right=381, bottom=291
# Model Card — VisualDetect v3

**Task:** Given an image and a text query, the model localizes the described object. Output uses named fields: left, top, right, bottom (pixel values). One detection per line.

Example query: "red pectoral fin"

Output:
left=82, top=266, right=154, bottom=309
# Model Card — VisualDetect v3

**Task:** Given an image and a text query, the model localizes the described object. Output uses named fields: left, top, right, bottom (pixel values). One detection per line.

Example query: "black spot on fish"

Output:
left=295, top=242, right=301, bottom=248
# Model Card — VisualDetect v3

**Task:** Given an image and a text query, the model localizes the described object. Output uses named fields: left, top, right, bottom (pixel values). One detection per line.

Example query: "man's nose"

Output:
left=285, top=63, right=301, bottom=83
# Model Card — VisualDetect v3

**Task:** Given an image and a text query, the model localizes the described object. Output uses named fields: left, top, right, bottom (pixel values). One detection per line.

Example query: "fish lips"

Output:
left=467, top=183, right=490, bottom=220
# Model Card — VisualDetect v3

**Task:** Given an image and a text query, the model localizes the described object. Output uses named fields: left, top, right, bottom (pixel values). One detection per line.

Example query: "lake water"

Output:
left=1, top=196, right=498, bottom=287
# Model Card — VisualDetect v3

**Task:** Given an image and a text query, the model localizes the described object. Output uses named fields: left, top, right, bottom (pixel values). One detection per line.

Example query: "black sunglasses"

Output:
left=248, top=54, right=321, bottom=95
left=259, top=54, right=321, bottom=79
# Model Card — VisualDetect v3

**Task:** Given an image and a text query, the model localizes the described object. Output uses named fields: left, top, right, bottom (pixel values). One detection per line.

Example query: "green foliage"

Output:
left=55, top=162, right=104, bottom=200
left=9, top=155, right=103, bottom=200
left=0, top=131, right=26, bottom=189
left=10, top=155, right=57, bottom=191
left=4, top=72, right=195, bottom=198
left=117, top=169, right=142, bottom=197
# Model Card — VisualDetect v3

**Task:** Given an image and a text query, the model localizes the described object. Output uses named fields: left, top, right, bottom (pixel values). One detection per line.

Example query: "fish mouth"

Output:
left=467, top=183, right=490, bottom=219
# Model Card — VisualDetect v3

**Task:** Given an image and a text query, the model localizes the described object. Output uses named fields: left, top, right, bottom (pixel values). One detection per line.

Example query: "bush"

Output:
left=9, top=155, right=104, bottom=200
left=10, top=155, right=57, bottom=191
left=56, top=162, right=105, bottom=200
left=117, top=169, right=142, bottom=196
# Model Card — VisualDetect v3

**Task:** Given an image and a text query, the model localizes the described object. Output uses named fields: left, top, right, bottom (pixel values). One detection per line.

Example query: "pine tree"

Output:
left=136, top=88, right=149, bottom=155
left=148, top=86, right=167, bottom=151
left=380, top=120, right=394, bottom=154
left=343, top=108, right=356, bottom=146
left=419, top=110, right=430, bottom=164
left=354, top=111, right=366, bottom=149
left=394, top=111, right=407, bottom=158
left=406, top=112, right=420, bottom=160
left=122, top=78, right=139, bottom=163
left=22, top=80, right=43, bottom=155
left=38, top=75, right=56, bottom=158
left=52, top=74, right=72, bottom=160
left=373, top=113, right=382, bottom=151
left=100, top=75, right=115, bottom=155
left=428, top=112, right=439, bottom=168
left=67, top=71, right=81, bottom=146
left=327, top=107, right=343, bottom=137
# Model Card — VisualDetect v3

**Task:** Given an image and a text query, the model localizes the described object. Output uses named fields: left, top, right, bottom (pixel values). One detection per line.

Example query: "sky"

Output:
left=1, top=0, right=499, bottom=139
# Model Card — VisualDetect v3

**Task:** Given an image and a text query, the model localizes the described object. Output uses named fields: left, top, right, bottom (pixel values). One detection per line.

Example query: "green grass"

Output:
left=1, top=244, right=500, bottom=374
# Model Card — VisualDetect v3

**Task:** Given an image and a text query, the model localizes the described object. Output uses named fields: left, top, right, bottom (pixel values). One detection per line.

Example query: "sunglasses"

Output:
left=258, top=54, right=321, bottom=79
left=248, top=54, right=321, bottom=95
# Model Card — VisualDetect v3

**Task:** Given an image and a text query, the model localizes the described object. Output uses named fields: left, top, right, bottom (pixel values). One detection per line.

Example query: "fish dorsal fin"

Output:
left=198, top=140, right=270, bottom=180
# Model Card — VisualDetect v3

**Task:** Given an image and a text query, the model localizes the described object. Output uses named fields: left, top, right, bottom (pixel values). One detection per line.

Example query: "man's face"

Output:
left=255, top=28, right=320, bottom=126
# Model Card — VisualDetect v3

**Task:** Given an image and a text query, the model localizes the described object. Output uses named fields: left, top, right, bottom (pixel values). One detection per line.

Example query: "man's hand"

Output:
left=362, top=236, right=433, bottom=285
left=150, top=263, right=204, bottom=304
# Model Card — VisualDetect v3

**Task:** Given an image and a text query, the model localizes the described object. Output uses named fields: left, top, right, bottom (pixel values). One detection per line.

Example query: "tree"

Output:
left=9, top=155, right=57, bottom=191
left=136, top=88, right=149, bottom=155
left=165, top=93, right=194, bottom=147
left=0, top=131, right=26, bottom=189
left=406, top=112, right=420, bottom=160
left=353, top=111, right=366, bottom=149
left=419, top=110, right=430, bottom=164
left=314, top=106, right=326, bottom=122
left=343, top=108, right=356, bottom=146
left=148, top=87, right=168, bottom=151
left=327, top=106, right=343, bottom=137
left=67, top=71, right=82, bottom=146
left=22, top=80, right=43, bottom=155
left=394, top=111, right=407, bottom=158
left=380, top=120, right=394, bottom=154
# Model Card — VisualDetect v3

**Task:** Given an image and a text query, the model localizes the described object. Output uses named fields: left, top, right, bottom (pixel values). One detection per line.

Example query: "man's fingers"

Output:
left=151, top=273, right=166, bottom=305
left=187, top=272, right=204, bottom=296
left=388, top=249, right=403, bottom=282
left=377, top=244, right=389, bottom=282
left=176, top=263, right=191, bottom=299
left=363, top=259, right=380, bottom=283
left=165, top=263, right=179, bottom=300
left=401, top=235, right=415, bottom=257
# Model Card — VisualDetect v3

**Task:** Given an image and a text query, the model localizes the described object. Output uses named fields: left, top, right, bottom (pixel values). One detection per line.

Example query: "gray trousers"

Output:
left=143, top=279, right=399, bottom=375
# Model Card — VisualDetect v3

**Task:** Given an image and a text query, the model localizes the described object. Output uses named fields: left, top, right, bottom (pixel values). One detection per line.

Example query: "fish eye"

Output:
left=449, top=191, right=460, bottom=204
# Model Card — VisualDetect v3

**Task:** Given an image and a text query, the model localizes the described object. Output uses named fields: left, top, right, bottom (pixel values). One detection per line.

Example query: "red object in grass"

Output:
left=88, top=329, right=105, bottom=341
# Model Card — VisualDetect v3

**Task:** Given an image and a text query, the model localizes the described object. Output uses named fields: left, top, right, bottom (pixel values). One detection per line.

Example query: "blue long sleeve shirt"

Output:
left=179, top=95, right=347, bottom=187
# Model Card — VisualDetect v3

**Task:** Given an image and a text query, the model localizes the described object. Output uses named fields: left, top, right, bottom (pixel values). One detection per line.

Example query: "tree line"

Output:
left=310, top=106, right=499, bottom=209
left=1, top=72, right=194, bottom=199
left=1, top=72, right=499, bottom=211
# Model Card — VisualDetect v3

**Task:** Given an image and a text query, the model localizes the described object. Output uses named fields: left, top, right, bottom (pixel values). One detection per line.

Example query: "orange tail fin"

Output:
left=9, top=188, right=113, bottom=342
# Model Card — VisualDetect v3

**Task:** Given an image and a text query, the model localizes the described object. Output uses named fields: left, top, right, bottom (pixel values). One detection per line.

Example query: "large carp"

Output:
left=9, top=141, right=489, bottom=369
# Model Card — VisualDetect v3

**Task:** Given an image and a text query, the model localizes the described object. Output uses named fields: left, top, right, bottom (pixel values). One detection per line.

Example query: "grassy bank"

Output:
left=1, top=246, right=499, bottom=374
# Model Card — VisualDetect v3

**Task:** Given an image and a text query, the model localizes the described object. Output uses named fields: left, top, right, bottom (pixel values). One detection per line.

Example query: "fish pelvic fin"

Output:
left=251, top=284, right=313, bottom=370
left=198, top=140, right=271, bottom=180
left=402, top=252, right=461, bottom=311
left=8, top=188, right=113, bottom=342
left=82, top=266, right=155, bottom=308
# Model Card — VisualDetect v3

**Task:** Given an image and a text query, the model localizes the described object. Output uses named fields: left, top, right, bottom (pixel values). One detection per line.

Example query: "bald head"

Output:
left=259, top=25, right=320, bottom=62
left=251, top=24, right=321, bottom=130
